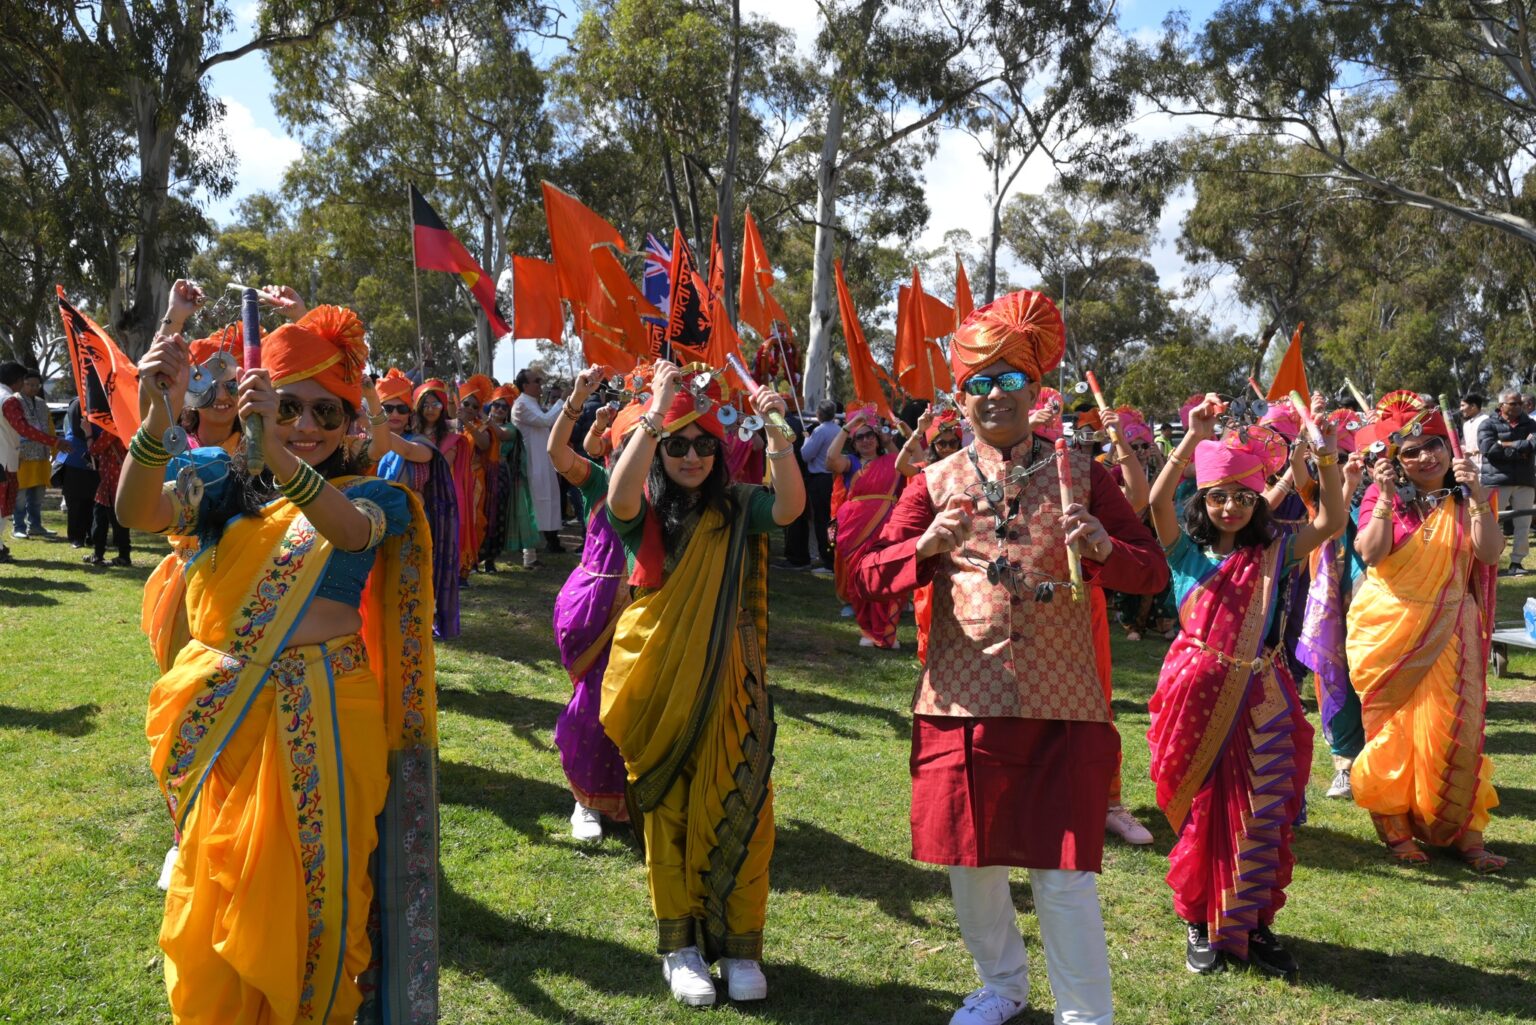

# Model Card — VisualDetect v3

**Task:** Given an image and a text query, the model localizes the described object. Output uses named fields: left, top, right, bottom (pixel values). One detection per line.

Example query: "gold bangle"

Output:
left=1315, top=452, right=1339, bottom=467
left=1372, top=506, right=1392, bottom=520
left=562, top=402, right=581, bottom=421
left=1167, top=454, right=1189, bottom=467
left=1469, top=502, right=1491, bottom=517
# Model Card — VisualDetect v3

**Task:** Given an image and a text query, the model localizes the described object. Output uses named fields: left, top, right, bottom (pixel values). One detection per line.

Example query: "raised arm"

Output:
left=550, top=365, right=605, bottom=478
left=894, top=408, right=934, bottom=478
left=608, top=362, right=678, bottom=522
left=823, top=414, right=855, bottom=475
left=1150, top=398, right=1217, bottom=547
left=583, top=407, right=614, bottom=460
left=116, top=332, right=190, bottom=532
left=1288, top=420, right=1343, bottom=559
left=753, top=384, right=805, bottom=526
left=1100, top=409, right=1148, bottom=513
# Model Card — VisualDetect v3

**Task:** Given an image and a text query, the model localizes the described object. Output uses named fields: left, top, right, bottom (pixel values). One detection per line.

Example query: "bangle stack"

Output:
left=277, top=460, right=326, bottom=506
left=562, top=402, right=582, bottom=422
left=1315, top=452, right=1340, bottom=468
left=766, top=445, right=794, bottom=462
left=1372, top=505, right=1393, bottom=521
left=1469, top=501, right=1492, bottom=518
left=129, top=427, right=172, bottom=468
left=637, top=413, right=663, bottom=440
left=367, top=410, right=388, bottom=427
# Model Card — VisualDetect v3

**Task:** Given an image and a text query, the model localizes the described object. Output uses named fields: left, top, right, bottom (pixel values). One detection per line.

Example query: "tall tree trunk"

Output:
left=477, top=213, right=494, bottom=374
left=802, top=94, right=846, bottom=406
left=123, top=89, right=176, bottom=358
left=715, top=0, right=743, bottom=326
left=680, top=153, right=706, bottom=258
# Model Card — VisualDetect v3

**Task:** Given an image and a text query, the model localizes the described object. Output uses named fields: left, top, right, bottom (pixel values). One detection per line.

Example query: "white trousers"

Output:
left=949, top=865, right=1113, bottom=1025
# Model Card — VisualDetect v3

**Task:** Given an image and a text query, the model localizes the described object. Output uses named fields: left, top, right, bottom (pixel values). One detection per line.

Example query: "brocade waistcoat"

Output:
left=916, top=437, right=1110, bottom=722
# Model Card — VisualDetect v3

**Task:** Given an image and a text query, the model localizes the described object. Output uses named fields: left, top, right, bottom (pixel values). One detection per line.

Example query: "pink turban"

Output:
left=1194, top=434, right=1267, bottom=494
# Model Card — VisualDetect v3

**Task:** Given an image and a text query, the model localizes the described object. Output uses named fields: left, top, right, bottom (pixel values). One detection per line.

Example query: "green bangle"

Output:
left=129, top=428, right=172, bottom=468
left=278, top=460, right=326, bottom=506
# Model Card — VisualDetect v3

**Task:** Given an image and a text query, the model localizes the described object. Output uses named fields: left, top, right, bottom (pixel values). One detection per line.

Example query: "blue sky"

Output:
left=202, top=2, right=1237, bottom=375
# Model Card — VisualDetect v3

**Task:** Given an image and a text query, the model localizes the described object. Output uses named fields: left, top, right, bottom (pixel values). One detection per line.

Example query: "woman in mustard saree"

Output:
left=120, top=307, right=438, bottom=1025
left=602, top=360, right=803, bottom=1008
left=1346, top=392, right=1505, bottom=873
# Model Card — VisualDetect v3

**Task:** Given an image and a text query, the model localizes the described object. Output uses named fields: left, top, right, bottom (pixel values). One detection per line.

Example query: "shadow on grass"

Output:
left=773, top=685, right=909, bottom=740
left=440, top=758, right=572, bottom=842
left=771, top=818, right=947, bottom=927
left=1295, top=937, right=1536, bottom=1019
left=1486, top=698, right=1536, bottom=723
left=0, top=585, right=60, bottom=606
left=1295, top=822, right=1534, bottom=886
left=1485, top=728, right=1536, bottom=756
left=1491, top=784, right=1536, bottom=820
left=0, top=702, right=99, bottom=736
left=438, top=686, right=564, bottom=752
left=440, top=874, right=968, bottom=1025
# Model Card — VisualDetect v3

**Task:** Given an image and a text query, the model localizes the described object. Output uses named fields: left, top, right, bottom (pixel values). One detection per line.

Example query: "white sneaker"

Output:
left=1106, top=804, right=1154, bottom=845
left=156, top=845, right=179, bottom=891
left=859, top=635, right=876, bottom=647
left=1325, top=767, right=1352, bottom=799
left=810, top=566, right=834, bottom=579
left=718, top=957, right=768, bottom=1001
left=949, top=986, right=1025, bottom=1025
left=662, top=946, right=717, bottom=1006
left=570, top=801, right=603, bottom=842
left=522, top=548, right=541, bottom=569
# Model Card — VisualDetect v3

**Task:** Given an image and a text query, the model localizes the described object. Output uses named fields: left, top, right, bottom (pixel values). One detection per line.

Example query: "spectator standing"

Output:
left=799, top=400, right=842, bottom=577
left=58, top=398, right=99, bottom=547
left=2, top=365, right=65, bottom=539
left=1156, top=421, right=1176, bottom=457
left=1478, top=389, right=1536, bottom=575
left=779, top=409, right=813, bottom=568
left=512, top=368, right=569, bottom=554
left=1460, top=394, right=1488, bottom=470
left=84, top=423, right=131, bottom=567
left=0, top=363, right=22, bottom=562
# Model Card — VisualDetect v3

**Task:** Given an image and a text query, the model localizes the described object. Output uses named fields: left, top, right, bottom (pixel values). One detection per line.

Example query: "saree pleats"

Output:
left=1345, top=502, right=1498, bottom=847
left=832, top=455, right=902, bottom=647
left=601, top=505, right=776, bottom=961
left=147, top=485, right=438, bottom=1025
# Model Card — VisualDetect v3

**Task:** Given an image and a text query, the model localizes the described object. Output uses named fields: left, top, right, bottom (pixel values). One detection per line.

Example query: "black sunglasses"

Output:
left=382, top=402, right=411, bottom=415
left=276, top=396, right=349, bottom=431
left=661, top=435, right=720, bottom=458
left=962, top=371, right=1032, bottom=396
left=851, top=431, right=878, bottom=443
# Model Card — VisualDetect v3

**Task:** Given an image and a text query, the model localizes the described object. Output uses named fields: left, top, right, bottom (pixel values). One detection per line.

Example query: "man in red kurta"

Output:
left=854, top=290, right=1168, bottom=1025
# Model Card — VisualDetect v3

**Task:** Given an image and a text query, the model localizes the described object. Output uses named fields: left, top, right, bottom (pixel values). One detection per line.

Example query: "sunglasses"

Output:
left=1399, top=438, right=1445, bottom=461
left=933, top=436, right=962, bottom=449
left=661, top=435, right=720, bottom=458
left=382, top=403, right=411, bottom=415
left=419, top=398, right=443, bottom=411
left=1204, top=489, right=1259, bottom=509
left=276, top=396, right=349, bottom=431
left=851, top=431, right=878, bottom=443
left=962, top=371, right=1032, bottom=396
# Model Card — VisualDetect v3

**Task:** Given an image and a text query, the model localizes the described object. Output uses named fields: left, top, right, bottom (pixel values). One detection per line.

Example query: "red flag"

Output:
left=542, top=181, right=628, bottom=316
left=954, top=255, right=974, bottom=328
left=511, top=256, right=563, bottom=341
left=1265, top=322, right=1310, bottom=404
left=56, top=287, right=140, bottom=442
left=411, top=185, right=511, bottom=337
left=738, top=210, right=770, bottom=338
left=574, top=307, right=638, bottom=374
left=833, top=260, right=893, bottom=420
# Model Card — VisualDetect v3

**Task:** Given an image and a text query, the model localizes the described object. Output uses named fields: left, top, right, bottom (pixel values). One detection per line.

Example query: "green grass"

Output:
left=1, top=503, right=1533, bottom=1024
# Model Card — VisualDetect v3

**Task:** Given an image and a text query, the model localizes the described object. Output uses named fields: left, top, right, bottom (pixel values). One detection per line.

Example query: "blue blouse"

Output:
left=164, top=447, right=410, bottom=607
left=1166, top=532, right=1296, bottom=643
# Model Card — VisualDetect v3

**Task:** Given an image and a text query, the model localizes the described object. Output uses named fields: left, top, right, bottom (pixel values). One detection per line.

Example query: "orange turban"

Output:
left=414, top=379, right=451, bottom=408
left=608, top=400, right=650, bottom=447
left=375, top=367, right=415, bottom=405
left=490, top=384, right=519, bottom=405
left=459, top=374, right=494, bottom=406
left=188, top=323, right=252, bottom=369
left=951, top=289, right=1065, bottom=390
left=263, top=306, right=368, bottom=407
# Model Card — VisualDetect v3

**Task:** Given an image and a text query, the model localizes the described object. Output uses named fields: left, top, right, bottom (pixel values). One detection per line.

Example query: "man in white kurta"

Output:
left=512, top=368, right=567, bottom=554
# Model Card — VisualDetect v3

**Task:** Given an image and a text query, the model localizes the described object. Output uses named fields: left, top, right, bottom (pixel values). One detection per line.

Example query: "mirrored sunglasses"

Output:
left=962, top=371, right=1033, bottom=397
left=276, top=397, right=349, bottom=431
left=1204, top=489, right=1258, bottom=509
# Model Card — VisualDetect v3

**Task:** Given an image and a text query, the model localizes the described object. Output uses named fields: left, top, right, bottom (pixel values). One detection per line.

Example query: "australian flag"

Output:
left=643, top=233, right=672, bottom=316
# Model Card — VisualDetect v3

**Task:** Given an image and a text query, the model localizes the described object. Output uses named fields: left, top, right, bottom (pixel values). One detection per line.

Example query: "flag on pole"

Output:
left=592, top=247, right=662, bottom=357
left=643, top=233, right=673, bottom=313
left=410, top=184, right=512, bottom=337
left=707, top=216, right=726, bottom=306
left=895, top=269, right=936, bottom=401
left=664, top=227, right=714, bottom=356
left=833, top=260, right=894, bottom=420
left=56, top=287, right=141, bottom=442
left=510, top=256, right=563, bottom=342
left=1265, top=322, right=1310, bottom=404
left=542, top=181, right=628, bottom=317
left=954, top=255, right=974, bottom=328
left=738, top=209, right=791, bottom=340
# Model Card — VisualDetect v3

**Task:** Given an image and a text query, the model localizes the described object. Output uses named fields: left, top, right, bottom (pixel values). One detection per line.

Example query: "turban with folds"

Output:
left=263, top=305, right=368, bottom=407
left=459, top=374, right=494, bottom=406
left=189, top=323, right=253, bottom=369
left=1195, top=432, right=1268, bottom=494
left=1354, top=390, right=1447, bottom=451
left=950, top=289, right=1065, bottom=391
left=375, top=368, right=415, bottom=405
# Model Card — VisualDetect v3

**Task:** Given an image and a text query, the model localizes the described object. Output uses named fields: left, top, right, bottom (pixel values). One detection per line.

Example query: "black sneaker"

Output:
left=1185, top=921, right=1224, bottom=974
left=1242, top=923, right=1298, bottom=981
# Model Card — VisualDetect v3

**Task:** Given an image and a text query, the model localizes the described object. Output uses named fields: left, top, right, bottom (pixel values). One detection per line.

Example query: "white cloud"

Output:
left=201, top=96, right=304, bottom=223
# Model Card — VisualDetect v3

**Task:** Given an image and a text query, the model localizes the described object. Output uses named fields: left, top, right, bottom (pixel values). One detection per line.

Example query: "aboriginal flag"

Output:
left=410, top=184, right=512, bottom=337
left=56, top=287, right=141, bottom=443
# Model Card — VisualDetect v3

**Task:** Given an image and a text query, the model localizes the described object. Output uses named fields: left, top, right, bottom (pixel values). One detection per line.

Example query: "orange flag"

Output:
left=574, top=307, right=637, bottom=373
left=896, top=269, right=936, bottom=401
left=955, top=255, right=974, bottom=328
left=1265, top=322, right=1310, bottom=404
left=703, top=292, right=750, bottom=391
left=592, top=248, right=661, bottom=357
left=542, top=181, right=627, bottom=316
left=56, top=287, right=140, bottom=443
left=738, top=210, right=770, bottom=338
left=707, top=216, right=726, bottom=306
left=834, top=260, right=894, bottom=420
left=510, top=256, right=563, bottom=341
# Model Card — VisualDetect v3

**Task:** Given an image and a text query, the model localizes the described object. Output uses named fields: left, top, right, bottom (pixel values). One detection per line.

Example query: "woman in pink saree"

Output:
left=826, top=405, right=905, bottom=649
left=1146, top=395, right=1343, bottom=979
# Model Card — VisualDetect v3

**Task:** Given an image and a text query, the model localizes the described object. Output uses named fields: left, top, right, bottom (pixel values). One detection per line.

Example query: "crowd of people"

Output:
left=0, top=277, right=1519, bottom=1025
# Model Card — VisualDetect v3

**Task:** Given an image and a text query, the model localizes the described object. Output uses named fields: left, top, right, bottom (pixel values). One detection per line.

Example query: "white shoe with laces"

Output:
left=949, top=986, right=1025, bottom=1025
left=1106, top=804, right=1154, bottom=845
left=157, top=845, right=179, bottom=891
left=662, top=946, right=717, bottom=1006
left=718, top=957, right=768, bottom=1001
left=570, top=801, right=603, bottom=842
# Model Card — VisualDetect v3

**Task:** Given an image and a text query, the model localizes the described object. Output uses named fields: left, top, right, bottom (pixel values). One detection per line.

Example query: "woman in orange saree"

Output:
left=120, top=306, right=439, bottom=1025
left=1346, top=392, right=1505, bottom=872
left=826, top=405, right=905, bottom=649
left=1146, top=395, right=1342, bottom=979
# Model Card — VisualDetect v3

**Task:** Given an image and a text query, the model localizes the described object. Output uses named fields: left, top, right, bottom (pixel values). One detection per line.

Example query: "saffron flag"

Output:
left=410, top=184, right=512, bottom=337
left=954, top=255, right=974, bottom=328
left=833, top=260, right=894, bottom=421
left=542, top=181, right=628, bottom=317
left=56, top=287, right=140, bottom=442
left=707, top=216, right=726, bottom=306
left=592, top=248, right=662, bottom=357
left=574, top=307, right=638, bottom=374
left=704, top=292, right=750, bottom=391
left=1265, top=322, right=1310, bottom=405
left=664, top=227, right=713, bottom=356
left=510, top=256, right=563, bottom=341
left=895, top=269, right=936, bottom=401
left=738, top=209, right=791, bottom=340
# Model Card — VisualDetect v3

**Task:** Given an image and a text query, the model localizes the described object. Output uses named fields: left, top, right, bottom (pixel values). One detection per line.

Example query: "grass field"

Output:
left=1, top=503, right=1533, bottom=1025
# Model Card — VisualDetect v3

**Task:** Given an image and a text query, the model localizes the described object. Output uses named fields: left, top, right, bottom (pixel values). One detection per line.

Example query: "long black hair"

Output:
left=413, top=390, right=453, bottom=447
left=647, top=437, right=737, bottom=556
left=1182, top=487, right=1276, bottom=550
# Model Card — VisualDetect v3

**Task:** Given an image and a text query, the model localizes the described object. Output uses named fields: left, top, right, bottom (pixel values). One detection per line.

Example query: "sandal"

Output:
left=1386, top=837, right=1428, bottom=864
left=1458, top=847, right=1508, bottom=874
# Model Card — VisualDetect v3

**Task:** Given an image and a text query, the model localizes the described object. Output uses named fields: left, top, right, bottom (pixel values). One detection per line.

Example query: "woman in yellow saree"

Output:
left=119, top=305, right=439, bottom=1023
left=602, top=360, right=803, bottom=1008
left=1346, top=392, right=1505, bottom=872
